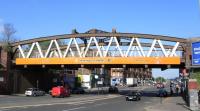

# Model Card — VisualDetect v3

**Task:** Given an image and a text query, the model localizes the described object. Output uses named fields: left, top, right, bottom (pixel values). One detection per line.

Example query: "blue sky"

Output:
left=0, top=0, right=200, bottom=78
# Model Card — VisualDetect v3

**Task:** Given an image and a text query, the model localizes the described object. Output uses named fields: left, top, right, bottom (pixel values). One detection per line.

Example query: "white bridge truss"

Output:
left=17, top=37, right=181, bottom=59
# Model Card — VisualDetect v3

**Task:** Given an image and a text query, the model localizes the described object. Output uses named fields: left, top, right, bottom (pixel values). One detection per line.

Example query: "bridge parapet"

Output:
left=12, top=29, right=187, bottom=66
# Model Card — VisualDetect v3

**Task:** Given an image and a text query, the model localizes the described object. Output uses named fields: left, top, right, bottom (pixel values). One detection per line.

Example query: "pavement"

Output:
left=144, top=96, right=190, bottom=111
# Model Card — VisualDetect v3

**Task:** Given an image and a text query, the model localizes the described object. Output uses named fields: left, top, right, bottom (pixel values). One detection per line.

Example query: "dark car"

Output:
left=126, top=91, right=141, bottom=101
left=157, top=88, right=168, bottom=97
left=108, top=86, right=118, bottom=94
left=71, top=87, right=85, bottom=94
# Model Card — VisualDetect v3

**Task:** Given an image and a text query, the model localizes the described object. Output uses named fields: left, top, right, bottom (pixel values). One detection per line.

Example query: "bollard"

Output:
left=188, top=79, right=199, bottom=111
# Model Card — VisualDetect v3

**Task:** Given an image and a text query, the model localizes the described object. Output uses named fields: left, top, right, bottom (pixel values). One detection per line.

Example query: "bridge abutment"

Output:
left=12, top=68, right=54, bottom=93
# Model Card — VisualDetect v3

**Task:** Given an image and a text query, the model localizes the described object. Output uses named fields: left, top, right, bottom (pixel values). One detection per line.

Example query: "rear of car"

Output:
left=25, top=88, right=33, bottom=96
left=51, top=86, right=70, bottom=98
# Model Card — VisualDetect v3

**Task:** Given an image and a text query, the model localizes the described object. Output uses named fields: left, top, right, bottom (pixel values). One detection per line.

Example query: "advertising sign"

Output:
left=192, top=42, right=200, bottom=65
left=16, top=57, right=180, bottom=65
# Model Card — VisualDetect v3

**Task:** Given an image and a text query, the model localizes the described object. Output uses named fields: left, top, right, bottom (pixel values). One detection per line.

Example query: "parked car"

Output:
left=126, top=91, right=141, bottom=101
left=71, top=87, right=85, bottom=94
left=157, top=88, right=168, bottom=97
left=25, top=88, right=45, bottom=96
left=51, top=86, right=70, bottom=98
left=108, top=86, right=118, bottom=94
left=48, top=90, right=52, bottom=95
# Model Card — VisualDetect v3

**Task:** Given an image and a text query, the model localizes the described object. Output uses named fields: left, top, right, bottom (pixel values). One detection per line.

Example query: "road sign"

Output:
left=192, top=42, right=200, bottom=65
left=97, top=81, right=103, bottom=85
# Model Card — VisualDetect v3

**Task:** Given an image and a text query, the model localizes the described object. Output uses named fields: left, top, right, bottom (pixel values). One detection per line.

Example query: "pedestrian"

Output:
left=170, top=87, right=173, bottom=96
left=175, top=84, right=179, bottom=96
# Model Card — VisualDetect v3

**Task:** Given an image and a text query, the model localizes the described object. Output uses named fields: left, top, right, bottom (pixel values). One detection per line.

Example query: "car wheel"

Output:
left=60, top=94, right=64, bottom=98
left=33, top=93, right=36, bottom=97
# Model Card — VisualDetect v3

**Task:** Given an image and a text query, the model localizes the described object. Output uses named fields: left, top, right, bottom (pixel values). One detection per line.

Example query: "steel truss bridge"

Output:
left=12, top=29, right=187, bottom=68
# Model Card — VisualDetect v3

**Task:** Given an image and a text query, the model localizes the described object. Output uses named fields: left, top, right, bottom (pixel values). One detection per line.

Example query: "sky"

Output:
left=0, top=0, right=200, bottom=79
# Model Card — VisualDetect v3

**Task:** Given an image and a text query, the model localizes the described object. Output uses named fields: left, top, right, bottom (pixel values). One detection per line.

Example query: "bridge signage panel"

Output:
left=16, top=57, right=180, bottom=65
left=192, top=42, right=200, bottom=65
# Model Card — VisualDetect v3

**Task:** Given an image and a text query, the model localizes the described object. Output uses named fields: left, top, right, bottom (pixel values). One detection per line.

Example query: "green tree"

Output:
left=152, top=77, right=155, bottom=81
left=155, top=77, right=166, bottom=83
left=191, top=69, right=200, bottom=89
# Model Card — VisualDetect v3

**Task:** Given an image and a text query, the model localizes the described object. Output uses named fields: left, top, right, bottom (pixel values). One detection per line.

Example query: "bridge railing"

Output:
left=16, top=49, right=183, bottom=58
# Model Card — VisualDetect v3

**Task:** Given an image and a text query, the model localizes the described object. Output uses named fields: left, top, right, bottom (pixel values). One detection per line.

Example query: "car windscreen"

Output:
left=127, top=92, right=137, bottom=96
left=26, top=88, right=33, bottom=91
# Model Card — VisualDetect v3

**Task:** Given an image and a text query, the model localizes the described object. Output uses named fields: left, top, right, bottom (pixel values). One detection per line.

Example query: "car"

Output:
left=157, top=88, right=168, bottom=97
left=108, top=86, right=118, bottom=94
left=126, top=91, right=141, bottom=101
left=71, top=87, right=85, bottom=94
left=51, top=86, right=70, bottom=98
left=25, top=88, right=45, bottom=96
left=48, top=90, right=52, bottom=95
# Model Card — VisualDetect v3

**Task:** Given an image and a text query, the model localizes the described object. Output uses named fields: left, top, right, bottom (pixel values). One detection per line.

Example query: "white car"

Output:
left=25, top=88, right=45, bottom=96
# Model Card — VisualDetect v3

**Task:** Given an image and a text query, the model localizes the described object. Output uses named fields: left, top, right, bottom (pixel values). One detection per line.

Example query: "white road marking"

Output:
left=0, top=95, right=120, bottom=110
left=62, top=107, right=86, bottom=111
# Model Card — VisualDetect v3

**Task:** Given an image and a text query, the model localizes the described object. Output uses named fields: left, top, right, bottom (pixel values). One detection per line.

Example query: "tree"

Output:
left=155, top=77, right=166, bottom=83
left=191, top=69, right=200, bottom=89
left=0, top=23, right=17, bottom=52
left=152, top=77, right=155, bottom=81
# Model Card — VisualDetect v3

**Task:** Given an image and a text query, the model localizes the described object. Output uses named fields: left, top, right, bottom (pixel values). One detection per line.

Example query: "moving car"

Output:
left=126, top=91, right=141, bottom=101
left=25, top=88, right=45, bottom=96
left=51, top=86, right=70, bottom=98
left=71, top=87, right=85, bottom=94
left=108, top=86, right=118, bottom=94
